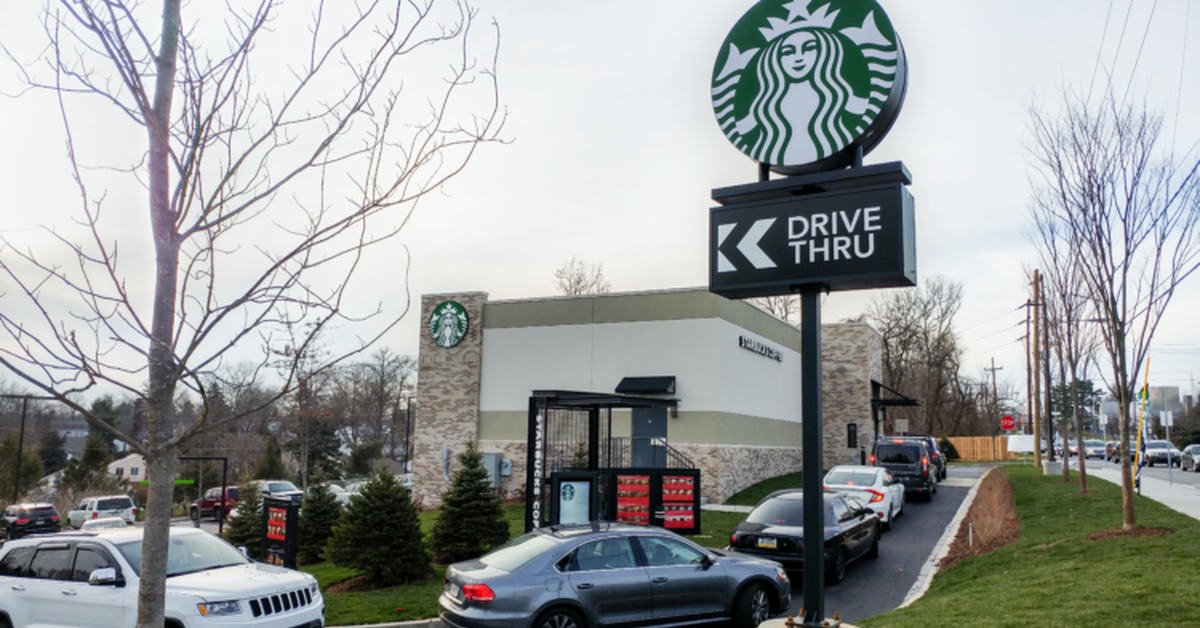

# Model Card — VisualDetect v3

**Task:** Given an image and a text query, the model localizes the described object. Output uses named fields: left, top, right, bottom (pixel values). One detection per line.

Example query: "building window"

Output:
left=130, top=467, right=139, bottom=477
left=114, top=468, right=123, bottom=477
left=847, top=423, right=858, bottom=449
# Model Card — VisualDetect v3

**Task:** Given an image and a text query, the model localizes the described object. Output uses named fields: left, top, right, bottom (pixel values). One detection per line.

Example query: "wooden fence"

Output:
left=947, top=435, right=1016, bottom=462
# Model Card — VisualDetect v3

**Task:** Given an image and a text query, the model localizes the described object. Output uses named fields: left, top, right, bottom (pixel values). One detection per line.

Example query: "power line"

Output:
left=1120, top=0, right=1159, bottom=107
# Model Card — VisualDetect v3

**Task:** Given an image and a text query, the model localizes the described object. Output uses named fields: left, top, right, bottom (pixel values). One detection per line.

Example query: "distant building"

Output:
left=107, top=453, right=146, bottom=484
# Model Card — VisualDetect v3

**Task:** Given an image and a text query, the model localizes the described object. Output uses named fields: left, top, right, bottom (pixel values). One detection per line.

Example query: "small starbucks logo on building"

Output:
left=428, top=300, right=469, bottom=348
left=712, top=0, right=907, bottom=174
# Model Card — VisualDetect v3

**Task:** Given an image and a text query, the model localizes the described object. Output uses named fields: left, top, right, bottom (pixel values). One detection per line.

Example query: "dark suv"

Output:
left=189, top=486, right=240, bottom=522
left=887, top=435, right=947, bottom=481
left=870, top=439, right=937, bottom=500
left=2, top=503, right=62, bottom=540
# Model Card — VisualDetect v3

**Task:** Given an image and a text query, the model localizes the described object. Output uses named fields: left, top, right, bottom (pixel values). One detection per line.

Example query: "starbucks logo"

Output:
left=428, top=300, right=469, bottom=348
left=561, top=484, right=576, bottom=502
left=712, top=0, right=907, bottom=174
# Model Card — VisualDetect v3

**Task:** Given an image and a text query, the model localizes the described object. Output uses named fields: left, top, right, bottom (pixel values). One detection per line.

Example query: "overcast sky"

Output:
left=2, top=1, right=1198, bottom=407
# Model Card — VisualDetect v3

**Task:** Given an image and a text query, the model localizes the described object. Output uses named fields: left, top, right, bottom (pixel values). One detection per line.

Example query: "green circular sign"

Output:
left=712, top=0, right=907, bottom=174
left=428, top=300, right=469, bottom=348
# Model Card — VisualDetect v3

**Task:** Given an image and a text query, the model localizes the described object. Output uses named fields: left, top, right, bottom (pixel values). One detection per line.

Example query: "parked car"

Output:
left=870, top=438, right=937, bottom=500
left=253, top=479, right=304, bottom=503
left=885, top=435, right=947, bottom=480
left=1082, top=440, right=1107, bottom=460
left=727, top=489, right=880, bottom=584
left=1144, top=440, right=1181, bottom=467
left=1180, top=444, right=1200, bottom=472
left=822, top=465, right=905, bottom=530
left=439, top=522, right=790, bottom=628
left=2, top=503, right=61, bottom=540
left=67, top=494, right=137, bottom=529
left=189, top=486, right=240, bottom=522
left=0, top=526, right=323, bottom=627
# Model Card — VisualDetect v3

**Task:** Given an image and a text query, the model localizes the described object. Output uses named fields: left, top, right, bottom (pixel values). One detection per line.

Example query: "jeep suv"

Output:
left=190, top=486, right=240, bottom=522
left=0, top=526, right=324, bottom=627
left=870, top=439, right=937, bottom=500
left=2, top=503, right=62, bottom=540
left=67, top=495, right=137, bottom=529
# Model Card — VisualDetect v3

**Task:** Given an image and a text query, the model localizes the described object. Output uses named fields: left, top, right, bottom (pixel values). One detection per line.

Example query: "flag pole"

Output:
left=1133, top=359, right=1152, bottom=494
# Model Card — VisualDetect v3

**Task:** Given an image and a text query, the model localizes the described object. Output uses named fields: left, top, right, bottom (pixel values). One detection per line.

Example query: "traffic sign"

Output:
left=1000, top=415, right=1016, bottom=431
left=710, top=180, right=915, bottom=297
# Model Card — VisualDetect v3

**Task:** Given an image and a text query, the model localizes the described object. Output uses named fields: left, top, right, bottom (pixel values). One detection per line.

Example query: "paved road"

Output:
left=788, top=464, right=987, bottom=624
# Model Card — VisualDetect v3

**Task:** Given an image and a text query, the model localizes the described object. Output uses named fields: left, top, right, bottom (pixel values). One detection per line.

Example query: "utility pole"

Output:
left=985, top=357, right=1003, bottom=421
left=1031, top=273, right=1043, bottom=468
left=1043, top=282, right=1055, bottom=464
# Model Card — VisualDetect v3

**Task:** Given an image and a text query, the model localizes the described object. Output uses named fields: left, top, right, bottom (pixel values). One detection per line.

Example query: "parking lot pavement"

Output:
left=1085, top=464, right=1200, bottom=522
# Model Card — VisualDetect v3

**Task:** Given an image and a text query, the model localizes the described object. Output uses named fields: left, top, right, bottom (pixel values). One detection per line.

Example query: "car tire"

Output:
left=883, top=505, right=894, bottom=531
left=867, top=526, right=880, bottom=559
left=826, top=547, right=847, bottom=584
left=534, top=606, right=585, bottom=628
left=189, top=507, right=200, bottom=524
left=733, top=583, right=771, bottom=628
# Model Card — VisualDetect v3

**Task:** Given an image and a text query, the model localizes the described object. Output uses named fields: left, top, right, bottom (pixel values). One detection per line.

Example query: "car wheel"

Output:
left=867, top=525, right=881, bottom=559
left=189, top=507, right=200, bottom=523
left=733, top=583, right=771, bottom=628
left=883, top=505, right=894, bottom=531
left=826, top=547, right=847, bottom=584
left=534, top=606, right=585, bottom=628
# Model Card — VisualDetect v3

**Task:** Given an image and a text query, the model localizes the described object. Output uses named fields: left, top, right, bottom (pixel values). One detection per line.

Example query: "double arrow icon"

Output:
left=716, top=218, right=776, bottom=272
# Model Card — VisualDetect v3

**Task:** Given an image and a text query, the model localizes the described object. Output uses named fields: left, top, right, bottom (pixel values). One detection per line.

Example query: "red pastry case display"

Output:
left=604, top=468, right=701, bottom=534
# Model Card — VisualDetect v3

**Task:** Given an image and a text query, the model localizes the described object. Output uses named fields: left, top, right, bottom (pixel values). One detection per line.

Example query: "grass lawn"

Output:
left=862, top=464, right=1200, bottom=627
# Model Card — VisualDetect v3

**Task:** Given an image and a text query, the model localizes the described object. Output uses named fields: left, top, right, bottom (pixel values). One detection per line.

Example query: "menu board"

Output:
left=660, top=475, right=696, bottom=529
left=615, top=474, right=651, bottom=525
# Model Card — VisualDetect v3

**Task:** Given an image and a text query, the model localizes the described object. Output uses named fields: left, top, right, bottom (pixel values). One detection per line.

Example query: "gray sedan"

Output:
left=1181, top=444, right=1200, bottom=472
left=439, top=522, right=790, bottom=628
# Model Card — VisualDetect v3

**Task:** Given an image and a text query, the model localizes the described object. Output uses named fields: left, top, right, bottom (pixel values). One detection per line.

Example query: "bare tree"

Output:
left=1028, top=88, right=1200, bottom=529
left=554, top=257, right=611, bottom=295
left=749, top=295, right=800, bottom=325
left=0, top=1, right=502, bottom=623
left=867, top=277, right=967, bottom=435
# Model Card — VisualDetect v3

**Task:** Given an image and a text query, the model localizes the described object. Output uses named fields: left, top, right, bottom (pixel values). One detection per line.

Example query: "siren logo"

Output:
left=428, top=300, right=469, bottom=348
left=712, top=0, right=906, bottom=173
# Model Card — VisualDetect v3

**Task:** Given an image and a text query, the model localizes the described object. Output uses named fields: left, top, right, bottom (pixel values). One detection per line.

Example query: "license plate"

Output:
left=447, top=582, right=460, bottom=599
left=757, top=537, right=777, bottom=549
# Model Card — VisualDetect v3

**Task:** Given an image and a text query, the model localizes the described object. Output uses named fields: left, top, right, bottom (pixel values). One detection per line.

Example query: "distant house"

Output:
left=108, top=453, right=146, bottom=484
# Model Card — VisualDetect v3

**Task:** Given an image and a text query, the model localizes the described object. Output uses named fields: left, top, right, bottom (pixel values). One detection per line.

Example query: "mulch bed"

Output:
left=938, top=468, right=1020, bottom=569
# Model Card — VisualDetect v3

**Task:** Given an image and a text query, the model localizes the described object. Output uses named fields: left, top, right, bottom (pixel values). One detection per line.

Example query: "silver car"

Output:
left=439, top=522, right=790, bottom=628
left=1180, top=444, right=1200, bottom=472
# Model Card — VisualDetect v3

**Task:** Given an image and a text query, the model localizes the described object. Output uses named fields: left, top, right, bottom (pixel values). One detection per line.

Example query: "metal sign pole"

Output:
left=800, top=285, right=825, bottom=626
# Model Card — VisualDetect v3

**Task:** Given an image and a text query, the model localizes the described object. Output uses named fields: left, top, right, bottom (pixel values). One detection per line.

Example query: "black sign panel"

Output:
left=710, top=183, right=915, bottom=297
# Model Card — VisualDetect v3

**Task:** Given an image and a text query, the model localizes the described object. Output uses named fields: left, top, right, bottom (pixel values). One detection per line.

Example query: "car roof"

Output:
left=826, top=465, right=880, bottom=473
left=10, top=502, right=57, bottom=510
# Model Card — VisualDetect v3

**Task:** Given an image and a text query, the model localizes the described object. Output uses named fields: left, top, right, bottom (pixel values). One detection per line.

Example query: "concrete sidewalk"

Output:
left=1082, top=464, right=1200, bottom=521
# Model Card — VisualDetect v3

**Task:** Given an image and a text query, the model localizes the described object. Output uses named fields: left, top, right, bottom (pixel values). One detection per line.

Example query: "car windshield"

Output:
left=267, top=481, right=299, bottom=493
left=115, top=532, right=249, bottom=577
left=478, top=531, right=562, bottom=572
left=1147, top=441, right=1169, bottom=449
left=825, top=471, right=876, bottom=486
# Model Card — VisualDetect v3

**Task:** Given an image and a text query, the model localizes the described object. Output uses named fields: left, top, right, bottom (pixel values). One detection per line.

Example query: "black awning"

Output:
left=614, top=376, right=676, bottom=395
left=531, top=389, right=677, bottom=409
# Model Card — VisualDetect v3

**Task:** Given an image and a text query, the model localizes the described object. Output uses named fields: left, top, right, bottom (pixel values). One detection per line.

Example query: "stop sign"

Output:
left=1000, top=415, right=1016, bottom=431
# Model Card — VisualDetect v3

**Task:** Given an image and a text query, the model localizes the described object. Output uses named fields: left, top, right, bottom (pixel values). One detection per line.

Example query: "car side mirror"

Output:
left=699, top=554, right=715, bottom=569
left=88, top=567, right=124, bottom=587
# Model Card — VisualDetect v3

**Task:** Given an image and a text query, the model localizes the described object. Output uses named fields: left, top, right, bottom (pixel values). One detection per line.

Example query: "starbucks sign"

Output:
left=712, top=0, right=907, bottom=174
left=428, top=300, right=469, bottom=348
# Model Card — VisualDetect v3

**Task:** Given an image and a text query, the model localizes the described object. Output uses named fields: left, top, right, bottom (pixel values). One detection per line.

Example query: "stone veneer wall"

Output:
left=411, top=292, right=487, bottom=510
left=820, top=323, right=883, bottom=468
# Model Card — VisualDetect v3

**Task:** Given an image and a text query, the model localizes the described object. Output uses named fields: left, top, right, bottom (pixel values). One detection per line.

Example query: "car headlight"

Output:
left=309, top=581, right=321, bottom=597
left=775, top=566, right=789, bottom=582
left=197, top=600, right=241, bottom=617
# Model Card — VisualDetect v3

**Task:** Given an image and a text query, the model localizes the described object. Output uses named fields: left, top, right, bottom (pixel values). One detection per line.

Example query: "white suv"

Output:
left=67, top=494, right=138, bottom=528
left=0, top=526, right=324, bottom=628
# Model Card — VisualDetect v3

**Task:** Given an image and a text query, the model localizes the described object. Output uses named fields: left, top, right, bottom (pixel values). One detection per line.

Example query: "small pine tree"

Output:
left=222, top=478, right=264, bottom=558
left=326, top=470, right=429, bottom=585
left=429, top=442, right=510, bottom=564
left=298, top=481, right=342, bottom=564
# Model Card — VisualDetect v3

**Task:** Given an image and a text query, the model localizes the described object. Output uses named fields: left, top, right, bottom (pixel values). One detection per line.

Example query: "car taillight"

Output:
left=92, top=512, right=99, bottom=519
left=462, top=584, right=495, bottom=603
left=730, top=532, right=738, bottom=545
left=922, top=456, right=929, bottom=475
left=14, top=518, right=30, bottom=525
left=51, top=515, right=60, bottom=522
left=869, top=453, right=876, bottom=465
left=865, top=489, right=884, bottom=503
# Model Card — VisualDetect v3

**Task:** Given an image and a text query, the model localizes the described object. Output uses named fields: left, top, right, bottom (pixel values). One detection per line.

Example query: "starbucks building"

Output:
left=409, top=288, right=882, bottom=512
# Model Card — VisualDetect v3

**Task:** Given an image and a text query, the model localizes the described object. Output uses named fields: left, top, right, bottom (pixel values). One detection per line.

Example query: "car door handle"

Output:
left=10, top=585, right=25, bottom=592
left=575, top=583, right=594, bottom=590
left=62, top=589, right=78, bottom=596
left=652, top=577, right=668, bottom=584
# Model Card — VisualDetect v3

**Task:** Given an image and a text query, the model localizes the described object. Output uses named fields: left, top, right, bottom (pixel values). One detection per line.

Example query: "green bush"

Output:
left=326, top=470, right=429, bottom=586
left=222, top=478, right=263, bottom=558
left=428, top=442, right=510, bottom=564
left=939, top=437, right=960, bottom=461
left=298, top=482, right=342, bottom=564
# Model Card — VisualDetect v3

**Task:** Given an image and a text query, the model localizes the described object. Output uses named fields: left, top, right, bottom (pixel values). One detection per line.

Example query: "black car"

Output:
left=885, top=435, right=947, bottom=481
left=871, top=438, right=937, bottom=500
left=727, top=490, right=879, bottom=584
left=2, top=503, right=62, bottom=540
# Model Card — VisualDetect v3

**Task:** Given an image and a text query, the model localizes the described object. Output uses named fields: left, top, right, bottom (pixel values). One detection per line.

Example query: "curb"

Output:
left=898, top=465, right=991, bottom=608
left=337, top=621, right=441, bottom=628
